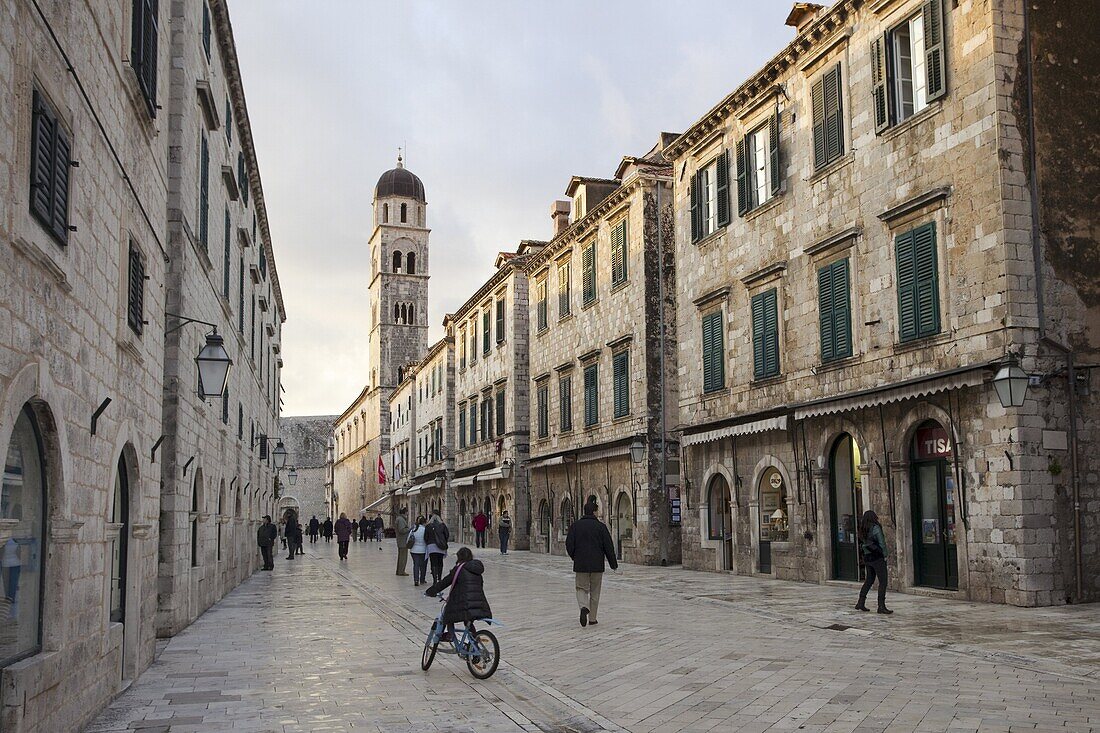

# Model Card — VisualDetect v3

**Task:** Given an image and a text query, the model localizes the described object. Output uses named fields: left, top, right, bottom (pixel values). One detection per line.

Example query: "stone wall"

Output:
left=280, top=415, right=336, bottom=522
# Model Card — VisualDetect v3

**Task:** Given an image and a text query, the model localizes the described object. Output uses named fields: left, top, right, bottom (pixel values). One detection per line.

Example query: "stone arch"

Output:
left=811, top=416, right=876, bottom=472
left=407, top=251, right=416, bottom=275
left=392, top=250, right=403, bottom=273
left=749, top=454, right=795, bottom=572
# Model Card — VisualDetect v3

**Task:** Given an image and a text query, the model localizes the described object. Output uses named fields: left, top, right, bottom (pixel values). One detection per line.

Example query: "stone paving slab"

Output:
left=85, top=541, right=1100, bottom=732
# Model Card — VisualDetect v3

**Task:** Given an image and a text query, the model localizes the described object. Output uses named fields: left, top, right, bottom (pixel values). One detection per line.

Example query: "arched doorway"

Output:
left=758, top=467, right=788, bottom=573
left=459, top=498, right=467, bottom=541
left=538, top=499, right=550, bottom=546
left=829, top=435, right=864, bottom=581
left=613, top=492, right=632, bottom=560
left=110, top=454, right=129, bottom=623
left=2, top=405, right=47, bottom=665
left=707, top=475, right=733, bottom=571
left=910, top=420, right=959, bottom=589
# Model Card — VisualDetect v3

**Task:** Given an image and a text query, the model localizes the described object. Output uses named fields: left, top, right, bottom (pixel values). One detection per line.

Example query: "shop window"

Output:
left=1, top=407, right=47, bottom=666
left=707, top=478, right=728, bottom=541
left=759, top=468, right=789, bottom=542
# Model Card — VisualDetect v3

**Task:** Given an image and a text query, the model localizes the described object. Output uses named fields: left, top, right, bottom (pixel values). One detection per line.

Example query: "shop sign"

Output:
left=913, top=426, right=953, bottom=460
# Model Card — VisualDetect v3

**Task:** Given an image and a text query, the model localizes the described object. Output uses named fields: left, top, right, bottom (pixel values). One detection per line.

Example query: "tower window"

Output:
left=418, top=206, right=424, bottom=226
left=394, top=303, right=400, bottom=322
left=383, top=203, right=389, bottom=223
left=392, top=251, right=403, bottom=273
left=407, top=252, right=416, bottom=274
left=400, top=203, right=407, bottom=223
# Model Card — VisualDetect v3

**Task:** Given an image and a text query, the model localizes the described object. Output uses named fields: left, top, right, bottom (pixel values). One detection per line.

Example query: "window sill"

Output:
left=808, top=152, right=854, bottom=185
left=700, top=386, right=730, bottom=402
left=612, top=414, right=632, bottom=424
left=11, top=235, right=72, bottom=293
left=535, top=327, right=549, bottom=338
left=743, top=194, right=784, bottom=223
left=816, top=354, right=858, bottom=374
left=692, top=226, right=727, bottom=249
left=558, top=312, right=574, bottom=323
left=879, top=100, right=943, bottom=143
left=581, top=299, right=598, bottom=311
left=751, top=374, right=785, bottom=388
left=892, top=330, right=950, bottom=356
left=583, top=423, right=600, bottom=431
left=610, top=280, right=629, bottom=295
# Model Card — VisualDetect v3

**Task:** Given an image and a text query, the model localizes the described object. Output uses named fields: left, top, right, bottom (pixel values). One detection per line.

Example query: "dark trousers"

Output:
left=360, top=527, right=368, bottom=541
left=475, top=529, right=486, bottom=548
left=858, top=558, right=888, bottom=609
left=338, top=540, right=349, bottom=559
left=285, top=539, right=299, bottom=559
left=260, top=545, right=273, bottom=570
left=499, top=532, right=510, bottom=554
left=411, top=553, right=427, bottom=584
left=429, top=553, right=444, bottom=583
left=309, top=533, right=317, bottom=543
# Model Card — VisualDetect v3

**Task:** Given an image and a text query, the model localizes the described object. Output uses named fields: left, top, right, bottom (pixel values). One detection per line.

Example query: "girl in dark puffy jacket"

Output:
left=425, top=547, right=492, bottom=641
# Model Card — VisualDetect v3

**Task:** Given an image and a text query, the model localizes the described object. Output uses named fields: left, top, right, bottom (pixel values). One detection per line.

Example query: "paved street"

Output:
left=87, top=540, right=1100, bottom=733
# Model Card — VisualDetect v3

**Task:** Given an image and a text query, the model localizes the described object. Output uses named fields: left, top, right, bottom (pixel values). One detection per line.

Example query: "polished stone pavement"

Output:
left=85, top=538, right=1100, bottom=732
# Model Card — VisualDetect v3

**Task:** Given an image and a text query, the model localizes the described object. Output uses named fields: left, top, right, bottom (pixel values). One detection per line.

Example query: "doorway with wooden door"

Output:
left=910, top=421, right=959, bottom=590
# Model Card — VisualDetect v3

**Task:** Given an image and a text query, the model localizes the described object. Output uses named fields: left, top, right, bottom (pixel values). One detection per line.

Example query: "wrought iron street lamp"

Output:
left=166, top=313, right=233, bottom=399
left=287, top=466, right=298, bottom=485
left=272, top=440, right=288, bottom=469
left=499, top=458, right=514, bottom=480
left=993, top=359, right=1029, bottom=408
left=629, top=435, right=645, bottom=464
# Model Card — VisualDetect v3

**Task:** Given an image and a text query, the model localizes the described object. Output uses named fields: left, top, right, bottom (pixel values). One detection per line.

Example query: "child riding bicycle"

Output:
left=424, top=547, right=492, bottom=641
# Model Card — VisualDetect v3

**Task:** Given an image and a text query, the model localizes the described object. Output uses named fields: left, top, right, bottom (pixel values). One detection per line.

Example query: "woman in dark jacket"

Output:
left=855, top=510, right=892, bottom=614
left=425, top=547, right=492, bottom=639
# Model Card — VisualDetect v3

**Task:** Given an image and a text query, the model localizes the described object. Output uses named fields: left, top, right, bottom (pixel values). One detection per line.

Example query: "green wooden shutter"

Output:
left=752, top=289, right=779, bottom=379
left=818, top=264, right=835, bottom=362
left=558, top=261, right=570, bottom=316
left=538, top=385, right=548, bottom=438
left=495, top=298, right=505, bottom=342
left=769, top=112, right=781, bottom=197
left=238, top=256, right=244, bottom=332
left=127, top=242, right=145, bottom=335
left=482, top=310, right=491, bottom=353
left=895, top=229, right=918, bottom=341
left=238, top=152, right=248, bottom=206
left=459, top=405, right=466, bottom=447
left=871, top=36, right=890, bottom=133
left=559, top=377, right=572, bottom=431
left=831, top=258, right=852, bottom=359
left=584, top=364, right=598, bottom=426
left=223, top=208, right=231, bottom=297
left=689, top=172, right=701, bottom=242
left=923, top=0, right=946, bottom=101
left=913, top=223, right=940, bottom=337
left=199, top=134, right=209, bottom=249
left=225, top=96, right=232, bottom=144
left=824, top=65, right=844, bottom=164
left=811, top=76, right=827, bottom=169
left=716, top=150, right=731, bottom=227
left=735, top=138, right=749, bottom=216
left=30, top=92, right=54, bottom=227
left=496, top=389, right=505, bottom=434
left=51, top=125, right=71, bottom=243
left=702, top=311, right=724, bottom=393
left=613, top=351, right=629, bottom=418
left=582, top=243, right=596, bottom=304
left=611, top=220, right=627, bottom=285
left=202, top=2, right=211, bottom=59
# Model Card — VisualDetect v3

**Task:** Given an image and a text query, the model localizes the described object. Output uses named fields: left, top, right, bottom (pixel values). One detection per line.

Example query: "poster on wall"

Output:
left=922, top=518, right=939, bottom=544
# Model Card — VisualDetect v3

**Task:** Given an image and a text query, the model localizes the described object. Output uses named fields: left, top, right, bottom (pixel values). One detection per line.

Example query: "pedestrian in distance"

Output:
left=498, top=510, right=512, bottom=555
left=334, top=512, right=354, bottom=560
left=472, top=510, right=488, bottom=548
left=308, top=515, right=320, bottom=544
left=394, top=507, right=411, bottom=576
left=323, top=517, right=333, bottom=542
left=425, top=510, right=450, bottom=586
left=278, top=519, right=286, bottom=551
left=284, top=515, right=303, bottom=560
left=359, top=515, right=369, bottom=542
left=257, top=515, right=277, bottom=570
left=408, top=515, right=428, bottom=586
left=424, top=546, right=493, bottom=643
left=374, top=513, right=385, bottom=543
left=855, top=510, right=893, bottom=614
left=565, top=498, right=617, bottom=627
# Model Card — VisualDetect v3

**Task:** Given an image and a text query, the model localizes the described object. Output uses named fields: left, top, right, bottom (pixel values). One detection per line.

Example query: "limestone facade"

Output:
left=523, top=140, right=681, bottom=565
left=665, top=0, right=1099, bottom=606
left=0, top=1, right=284, bottom=730
left=279, top=416, right=338, bottom=524
left=450, top=250, right=536, bottom=550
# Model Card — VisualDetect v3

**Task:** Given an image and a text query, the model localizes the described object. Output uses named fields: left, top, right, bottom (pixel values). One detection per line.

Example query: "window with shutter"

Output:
left=582, top=243, right=596, bottom=305
left=237, top=402, right=243, bottom=440
left=895, top=223, right=940, bottom=342
left=496, top=389, right=505, bottom=434
left=482, top=310, right=491, bottom=354
left=237, top=256, right=244, bottom=332
left=751, top=289, right=780, bottom=380
left=812, top=64, right=845, bottom=169
left=459, top=404, right=467, bottom=448
left=225, top=96, right=232, bottom=144
left=558, top=260, right=571, bottom=317
left=222, top=208, right=231, bottom=297
left=701, top=311, right=725, bottom=393
left=198, top=134, right=209, bottom=249
left=738, top=121, right=778, bottom=215
left=495, top=299, right=505, bottom=343
left=469, top=321, right=477, bottom=364
left=716, top=150, right=731, bottom=228
left=559, top=376, right=572, bottom=432
left=689, top=171, right=701, bottom=242
left=818, top=258, right=852, bottom=362
left=127, top=242, right=145, bottom=336
left=613, top=351, right=629, bottom=418
left=537, top=384, right=549, bottom=439
left=201, top=2, right=211, bottom=60
left=30, top=91, right=72, bottom=246
left=130, top=0, right=158, bottom=116
left=878, top=2, right=945, bottom=132
left=611, top=220, right=627, bottom=286
left=469, top=398, right=477, bottom=443
left=221, top=386, right=229, bottom=424
left=537, top=278, right=548, bottom=331
left=238, top=153, right=248, bottom=206
left=583, top=363, right=599, bottom=427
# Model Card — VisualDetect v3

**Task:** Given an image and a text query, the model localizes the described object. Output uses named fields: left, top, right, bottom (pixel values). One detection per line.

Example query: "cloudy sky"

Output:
left=230, top=1, right=797, bottom=417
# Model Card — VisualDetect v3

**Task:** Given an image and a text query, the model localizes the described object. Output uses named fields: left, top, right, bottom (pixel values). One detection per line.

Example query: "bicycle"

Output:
left=421, top=595, right=502, bottom=679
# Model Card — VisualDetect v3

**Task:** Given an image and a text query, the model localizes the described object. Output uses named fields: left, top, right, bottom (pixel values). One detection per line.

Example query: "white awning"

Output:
left=793, top=370, right=985, bottom=420
left=681, top=416, right=788, bottom=448
left=406, top=481, right=435, bottom=496
left=362, top=493, right=391, bottom=512
left=526, top=455, right=569, bottom=469
left=451, top=475, right=476, bottom=488
left=476, top=467, right=506, bottom=482
left=577, top=445, right=630, bottom=463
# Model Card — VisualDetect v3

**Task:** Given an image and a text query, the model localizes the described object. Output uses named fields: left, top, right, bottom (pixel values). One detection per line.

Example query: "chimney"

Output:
left=785, top=2, right=825, bottom=33
left=551, top=200, right=571, bottom=236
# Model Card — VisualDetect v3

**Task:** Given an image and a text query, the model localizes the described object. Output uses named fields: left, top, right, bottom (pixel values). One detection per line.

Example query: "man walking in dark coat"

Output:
left=257, top=515, right=277, bottom=570
left=358, top=515, right=370, bottom=542
left=285, top=516, right=303, bottom=560
left=334, top=513, right=354, bottom=560
left=323, top=517, right=333, bottom=542
left=308, top=516, right=320, bottom=544
left=565, top=498, right=617, bottom=627
left=374, top=513, right=385, bottom=542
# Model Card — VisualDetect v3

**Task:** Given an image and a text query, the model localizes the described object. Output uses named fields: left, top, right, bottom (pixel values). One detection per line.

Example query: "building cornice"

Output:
left=451, top=251, right=539, bottom=323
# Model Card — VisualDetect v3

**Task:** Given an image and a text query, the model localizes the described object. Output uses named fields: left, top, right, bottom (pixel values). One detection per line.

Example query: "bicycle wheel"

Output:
left=465, top=629, right=499, bottom=679
left=421, top=625, right=439, bottom=670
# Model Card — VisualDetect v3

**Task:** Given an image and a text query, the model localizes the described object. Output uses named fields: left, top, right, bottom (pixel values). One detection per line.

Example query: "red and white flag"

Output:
left=377, top=455, right=386, bottom=485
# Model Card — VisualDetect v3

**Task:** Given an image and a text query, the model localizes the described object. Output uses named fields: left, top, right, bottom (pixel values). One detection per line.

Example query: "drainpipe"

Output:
left=656, top=180, right=670, bottom=566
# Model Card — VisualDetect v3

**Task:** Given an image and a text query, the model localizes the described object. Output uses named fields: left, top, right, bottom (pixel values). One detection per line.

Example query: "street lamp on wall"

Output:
left=500, top=458, right=514, bottom=480
left=993, top=359, right=1029, bottom=408
left=629, top=435, right=645, bottom=464
left=272, top=440, right=288, bottom=469
left=167, top=313, right=233, bottom=399
left=287, top=466, right=298, bottom=485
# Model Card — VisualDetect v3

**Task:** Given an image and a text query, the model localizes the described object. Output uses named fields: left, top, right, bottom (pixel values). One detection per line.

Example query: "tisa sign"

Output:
left=914, top=426, right=953, bottom=460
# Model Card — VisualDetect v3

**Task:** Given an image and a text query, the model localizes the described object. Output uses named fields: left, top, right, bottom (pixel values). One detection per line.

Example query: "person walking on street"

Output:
left=498, top=510, right=512, bottom=555
left=565, top=498, right=617, bottom=627
left=472, top=510, right=488, bottom=548
left=335, top=512, right=354, bottom=560
left=374, top=513, right=385, bottom=543
left=855, top=510, right=892, bottom=614
left=394, top=507, right=410, bottom=576
left=285, top=516, right=303, bottom=560
left=257, top=515, right=277, bottom=570
left=425, top=511, right=450, bottom=586
left=408, top=515, right=428, bottom=586
left=278, top=519, right=286, bottom=551
left=358, top=515, right=369, bottom=542
left=323, top=517, right=333, bottom=542
left=308, top=515, right=320, bottom=544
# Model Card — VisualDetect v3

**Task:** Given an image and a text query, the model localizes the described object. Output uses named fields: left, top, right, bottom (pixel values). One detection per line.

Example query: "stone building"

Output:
left=450, top=246, right=538, bottom=550
left=523, top=138, right=680, bottom=565
left=388, top=371, right=416, bottom=512
left=156, top=0, right=284, bottom=637
left=0, top=0, right=284, bottom=730
left=667, top=0, right=1099, bottom=606
left=279, top=416, right=338, bottom=524
left=333, top=159, right=429, bottom=521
